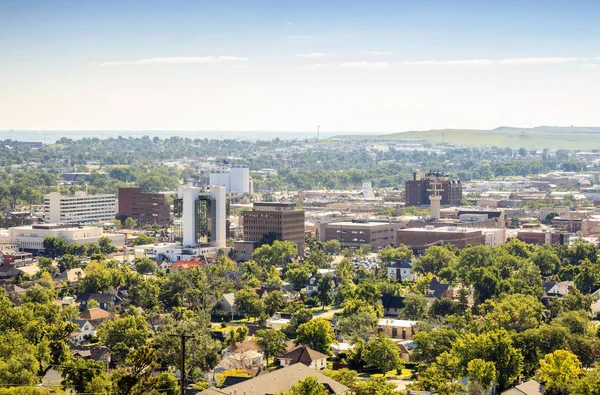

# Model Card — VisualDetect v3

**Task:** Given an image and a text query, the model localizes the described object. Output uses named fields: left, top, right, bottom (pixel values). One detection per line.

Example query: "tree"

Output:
left=263, top=290, right=286, bottom=316
left=59, top=357, right=106, bottom=393
left=378, top=245, right=413, bottom=266
left=399, top=294, right=429, bottom=320
left=539, top=350, right=581, bottom=394
left=353, top=376, right=399, bottom=395
left=134, top=258, right=158, bottom=274
left=323, top=239, right=342, bottom=255
left=570, top=368, right=600, bottom=395
left=124, top=217, right=137, bottom=229
left=0, top=331, right=42, bottom=386
left=363, top=333, right=402, bottom=373
left=467, top=359, right=496, bottom=391
left=57, top=254, right=81, bottom=272
left=286, top=376, right=328, bottom=395
left=43, top=236, right=66, bottom=258
left=97, top=309, right=151, bottom=363
left=285, top=263, right=311, bottom=291
left=295, top=318, right=335, bottom=354
left=338, top=310, right=377, bottom=340
left=113, top=219, right=122, bottom=230
left=429, top=298, right=459, bottom=317
left=234, top=288, right=263, bottom=320
left=252, top=240, right=297, bottom=269
left=480, top=294, right=544, bottom=332
left=132, top=234, right=156, bottom=246
left=415, top=246, right=457, bottom=275
left=531, top=244, right=560, bottom=275
left=110, top=346, right=159, bottom=395
left=282, top=309, right=313, bottom=339
left=255, top=329, right=286, bottom=366
left=412, top=328, right=459, bottom=364
left=317, top=276, right=334, bottom=309
left=98, top=236, right=117, bottom=254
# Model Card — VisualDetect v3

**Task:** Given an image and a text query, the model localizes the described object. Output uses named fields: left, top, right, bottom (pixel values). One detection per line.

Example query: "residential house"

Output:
left=266, top=312, right=292, bottom=330
left=71, top=346, right=110, bottom=364
left=378, top=318, right=417, bottom=340
left=398, top=340, right=417, bottom=362
left=306, top=274, right=339, bottom=298
left=171, top=257, right=205, bottom=271
left=77, top=292, right=121, bottom=312
left=380, top=294, right=405, bottom=316
left=78, top=307, right=111, bottom=323
left=70, top=319, right=99, bottom=344
left=219, top=341, right=265, bottom=371
left=501, top=380, right=544, bottom=395
left=427, top=278, right=453, bottom=300
left=54, top=268, right=86, bottom=286
left=543, top=281, right=571, bottom=298
left=387, top=259, right=417, bottom=282
left=214, top=293, right=237, bottom=317
left=278, top=345, right=329, bottom=370
left=216, top=364, right=348, bottom=395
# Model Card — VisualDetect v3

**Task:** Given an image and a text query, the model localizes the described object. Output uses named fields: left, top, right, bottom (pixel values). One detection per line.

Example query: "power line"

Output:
left=169, top=333, right=194, bottom=395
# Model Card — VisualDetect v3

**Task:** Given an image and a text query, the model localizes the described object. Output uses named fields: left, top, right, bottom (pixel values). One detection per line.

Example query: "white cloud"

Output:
left=339, top=61, right=392, bottom=69
left=297, top=52, right=332, bottom=58
left=93, top=56, right=247, bottom=67
left=580, top=63, right=600, bottom=69
left=498, top=57, right=583, bottom=65
left=361, top=51, right=392, bottom=56
left=403, top=59, right=495, bottom=66
left=301, top=64, right=328, bottom=69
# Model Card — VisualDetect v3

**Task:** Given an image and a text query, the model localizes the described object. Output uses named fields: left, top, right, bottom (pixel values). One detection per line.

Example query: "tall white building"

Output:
left=44, top=192, right=116, bottom=224
left=209, top=165, right=251, bottom=194
left=175, top=185, right=226, bottom=248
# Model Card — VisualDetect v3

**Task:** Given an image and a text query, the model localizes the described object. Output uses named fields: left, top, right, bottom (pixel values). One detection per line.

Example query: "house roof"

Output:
left=55, top=268, right=86, bottom=282
left=79, top=307, right=111, bottom=321
left=427, top=278, right=450, bottom=298
left=221, top=364, right=348, bottom=395
left=502, top=379, right=544, bottom=395
left=389, top=259, right=413, bottom=269
left=220, top=293, right=236, bottom=306
left=381, top=294, right=405, bottom=310
left=172, top=257, right=205, bottom=270
left=254, top=287, right=280, bottom=298
left=278, top=345, right=329, bottom=365
left=2, top=284, right=26, bottom=294
left=77, top=292, right=116, bottom=304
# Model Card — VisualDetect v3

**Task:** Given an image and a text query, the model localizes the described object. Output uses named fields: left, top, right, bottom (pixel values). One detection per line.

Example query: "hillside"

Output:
left=331, top=126, right=600, bottom=150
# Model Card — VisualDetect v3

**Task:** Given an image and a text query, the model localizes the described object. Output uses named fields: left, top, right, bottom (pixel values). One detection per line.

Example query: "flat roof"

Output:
left=327, top=221, right=398, bottom=227
left=399, top=226, right=481, bottom=233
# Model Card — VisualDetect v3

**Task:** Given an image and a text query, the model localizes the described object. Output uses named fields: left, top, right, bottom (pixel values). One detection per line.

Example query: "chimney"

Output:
left=413, top=172, right=417, bottom=181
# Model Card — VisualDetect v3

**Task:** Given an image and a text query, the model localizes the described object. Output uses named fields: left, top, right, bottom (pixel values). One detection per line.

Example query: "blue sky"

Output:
left=2, top=0, right=600, bottom=133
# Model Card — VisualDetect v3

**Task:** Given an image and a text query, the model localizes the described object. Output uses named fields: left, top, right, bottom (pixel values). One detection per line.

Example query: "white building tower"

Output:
left=428, top=181, right=443, bottom=220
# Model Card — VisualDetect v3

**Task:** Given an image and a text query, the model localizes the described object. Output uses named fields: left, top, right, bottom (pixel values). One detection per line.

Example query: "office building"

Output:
left=395, top=226, right=485, bottom=254
left=405, top=172, right=462, bottom=206
left=318, top=219, right=404, bottom=249
left=8, top=224, right=125, bottom=253
left=209, top=165, right=252, bottom=194
left=174, top=185, right=226, bottom=248
left=44, top=192, right=116, bottom=224
left=117, top=187, right=170, bottom=227
left=243, top=202, right=305, bottom=256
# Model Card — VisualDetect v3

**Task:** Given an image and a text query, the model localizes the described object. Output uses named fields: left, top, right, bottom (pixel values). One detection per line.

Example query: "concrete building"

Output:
left=44, top=192, right=116, bottom=224
left=243, top=202, right=305, bottom=256
left=174, top=186, right=226, bottom=248
left=405, top=172, right=462, bottom=206
left=395, top=226, right=485, bottom=253
left=378, top=318, right=417, bottom=340
left=116, top=187, right=170, bottom=227
left=8, top=223, right=125, bottom=253
left=318, top=219, right=404, bottom=250
left=209, top=165, right=252, bottom=194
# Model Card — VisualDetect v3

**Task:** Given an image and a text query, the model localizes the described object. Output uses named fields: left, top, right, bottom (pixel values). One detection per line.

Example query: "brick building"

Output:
left=395, top=226, right=485, bottom=254
left=405, top=172, right=462, bottom=206
left=243, top=202, right=305, bottom=256
left=117, top=188, right=171, bottom=227
left=318, top=219, right=404, bottom=249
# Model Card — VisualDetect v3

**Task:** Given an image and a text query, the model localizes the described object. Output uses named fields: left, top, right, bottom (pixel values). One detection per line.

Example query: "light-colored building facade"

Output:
left=174, top=185, right=226, bottom=248
left=8, top=224, right=125, bottom=253
left=395, top=226, right=485, bottom=253
left=209, top=165, right=252, bottom=194
left=319, top=220, right=404, bottom=250
left=44, top=191, right=116, bottom=224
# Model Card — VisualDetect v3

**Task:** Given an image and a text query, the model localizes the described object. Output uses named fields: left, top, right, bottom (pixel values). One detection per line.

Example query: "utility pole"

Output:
left=170, top=333, right=194, bottom=395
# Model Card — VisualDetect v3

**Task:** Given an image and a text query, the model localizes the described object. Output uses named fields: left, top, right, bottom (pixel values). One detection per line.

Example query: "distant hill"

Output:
left=331, top=126, right=600, bottom=150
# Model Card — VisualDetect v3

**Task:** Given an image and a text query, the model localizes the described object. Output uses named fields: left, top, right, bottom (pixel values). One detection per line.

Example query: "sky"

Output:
left=2, top=0, right=600, bottom=135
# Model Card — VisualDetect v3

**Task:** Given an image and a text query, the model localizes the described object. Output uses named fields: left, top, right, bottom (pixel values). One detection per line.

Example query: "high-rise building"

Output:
left=44, top=191, right=116, bottom=224
left=174, top=186, right=227, bottom=248
left=405, top=172, right=462, bottom=206
left=209, top=165, right=252, bottom=194
left=117, top=187, right=171, bottom=226
left=243, top=202, right=305, bottom=256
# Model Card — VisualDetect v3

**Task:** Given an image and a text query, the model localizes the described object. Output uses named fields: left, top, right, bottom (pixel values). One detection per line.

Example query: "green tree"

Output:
left=323, top=239, right=342, bottom=255
left=467, top=359, right=496, bottom=391
left=337, top=310, right=377, bottom=340
left=295, top=318, right=335, bottom=354
left=98, top=236, right=117, bottom=254
left=286, top=376, right=328, bottom=395
left=531, top=244, right=560, bottom=275
left=282, top=309, right=313, bottom=339
left=113, top=219, right=122, bottom=230
left=57, top=254, right=81, bottom=272
left=415, top=246, right=457, bottom=275
left=539, top=350, right=581, bottom=394
left=134, top=257, right=158, bottom=274
left=480, top=294, right=544, bottom=332
left=59, top=357, right=106, bottom=393
left=570, top=368, right=600, bottom=395
left=124, top=217, right=137, bottom=229
left=399, top=294, right=429, bottom=320
left=97, top=308, right=151, bottom=363
left=255, top=329, right=286, bottom=366
left=110, top=346, right=159, bottom=395
left=132, top=233, right=156, bottom=246
left=0, top=331, right=41, bottom=386
left=363, top=333, right=402, bottom=373
left=43, top=236, right=67, bottom=258
left=263, top=290, right=286, bottom=316
left=378, top=245, right=413, bottom=266
left=317, top=276, right=334, bottom=309
left=234, top=288, right=263, bottom=320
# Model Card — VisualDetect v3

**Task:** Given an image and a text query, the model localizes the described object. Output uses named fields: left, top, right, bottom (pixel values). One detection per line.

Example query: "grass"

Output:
left=331, top=128, right=600, bottom=150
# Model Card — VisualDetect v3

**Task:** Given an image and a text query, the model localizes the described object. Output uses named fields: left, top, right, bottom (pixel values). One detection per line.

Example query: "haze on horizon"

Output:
left=2, top=0, right=600, bottom=134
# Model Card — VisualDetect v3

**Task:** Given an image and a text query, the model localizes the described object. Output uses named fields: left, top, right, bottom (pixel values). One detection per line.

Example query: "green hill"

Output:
left=331, top=126, right=600, bottom=150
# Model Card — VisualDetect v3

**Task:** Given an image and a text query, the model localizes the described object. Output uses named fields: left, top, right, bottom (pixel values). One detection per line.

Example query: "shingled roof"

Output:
left=278, top=345, right=328, bottom=366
